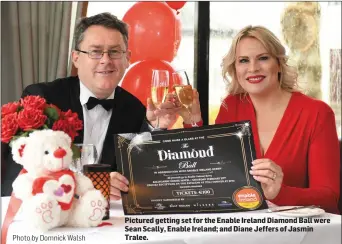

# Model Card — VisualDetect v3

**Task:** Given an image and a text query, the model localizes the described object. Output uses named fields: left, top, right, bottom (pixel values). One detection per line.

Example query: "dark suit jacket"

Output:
left=1, top=76, right=149, bottom=196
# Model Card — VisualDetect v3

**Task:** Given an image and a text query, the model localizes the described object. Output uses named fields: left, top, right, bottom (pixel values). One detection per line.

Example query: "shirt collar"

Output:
left=79, top=81, right=115, bottom=106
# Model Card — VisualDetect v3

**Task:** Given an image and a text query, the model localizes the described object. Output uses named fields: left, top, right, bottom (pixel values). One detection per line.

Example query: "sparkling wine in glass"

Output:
left=70, top=144, right=98, bottom=173
left=151, top=70, right=169, bottom=128
left=172, top=70, right=197, bottom=126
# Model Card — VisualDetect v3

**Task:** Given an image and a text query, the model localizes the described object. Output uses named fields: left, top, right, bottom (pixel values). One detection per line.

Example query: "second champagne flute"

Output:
left=172, top=70, right=198, bottom=127
left=151, top=70, right=169, bottom=129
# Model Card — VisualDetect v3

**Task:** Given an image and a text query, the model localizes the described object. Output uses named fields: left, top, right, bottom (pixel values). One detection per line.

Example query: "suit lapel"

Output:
left=107, top=87, right=125, bottom=135
left=69, top=77, right=84, bottom=144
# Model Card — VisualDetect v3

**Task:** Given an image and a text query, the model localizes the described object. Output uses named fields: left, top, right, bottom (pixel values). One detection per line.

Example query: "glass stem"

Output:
left=156, top=116, right=160, bottom=129
left=187, top=108, right=198, bottom=127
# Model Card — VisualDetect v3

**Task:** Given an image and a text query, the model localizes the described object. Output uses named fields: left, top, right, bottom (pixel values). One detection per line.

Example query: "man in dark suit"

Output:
left=1, top=13, right=180, bottom=198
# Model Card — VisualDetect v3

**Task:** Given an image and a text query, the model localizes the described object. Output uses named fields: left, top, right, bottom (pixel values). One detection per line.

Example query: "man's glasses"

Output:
left=76, top=49, right=127, bottom=59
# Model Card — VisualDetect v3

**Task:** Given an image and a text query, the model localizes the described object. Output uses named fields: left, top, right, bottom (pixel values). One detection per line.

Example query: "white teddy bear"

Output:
left=11, top=129, right=107, bottom=231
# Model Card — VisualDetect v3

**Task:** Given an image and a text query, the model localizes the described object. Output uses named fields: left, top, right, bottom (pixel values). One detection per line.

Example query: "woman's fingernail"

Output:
left=251, top=166, right=255, bottom=169
left=249, top=170, right=253, bottom=174
left=251, top=161, right=255, bottom=165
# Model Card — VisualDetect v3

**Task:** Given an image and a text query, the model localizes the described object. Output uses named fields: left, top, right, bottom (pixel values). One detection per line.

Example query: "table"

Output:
left=2, top=197, right=341, bottom=244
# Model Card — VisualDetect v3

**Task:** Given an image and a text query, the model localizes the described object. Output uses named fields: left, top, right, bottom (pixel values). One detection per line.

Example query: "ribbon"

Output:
left=97, top=222, right=113, bottom=227
left=1, top=169, right=26, bottom=244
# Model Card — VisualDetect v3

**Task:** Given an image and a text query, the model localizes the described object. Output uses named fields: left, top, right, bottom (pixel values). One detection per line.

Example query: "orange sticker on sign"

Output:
left=233, top=186, right=263, bottom=210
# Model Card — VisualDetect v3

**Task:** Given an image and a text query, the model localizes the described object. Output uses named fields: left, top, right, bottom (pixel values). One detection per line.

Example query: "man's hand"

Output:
left=110, top=172, right=129, bottom=201
left=146, top=94, right=180, bottom=129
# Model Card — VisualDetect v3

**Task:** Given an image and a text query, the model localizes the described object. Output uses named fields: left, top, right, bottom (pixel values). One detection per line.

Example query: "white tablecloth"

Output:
left=1, top=197, right=341, bottom=244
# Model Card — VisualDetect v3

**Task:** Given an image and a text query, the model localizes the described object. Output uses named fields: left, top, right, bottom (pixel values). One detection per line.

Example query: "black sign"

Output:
left=114, top=121, right=268, bottom=215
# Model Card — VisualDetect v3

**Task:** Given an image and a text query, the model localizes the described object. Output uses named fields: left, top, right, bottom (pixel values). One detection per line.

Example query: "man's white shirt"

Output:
left=79, top=81, right=115, bottom=163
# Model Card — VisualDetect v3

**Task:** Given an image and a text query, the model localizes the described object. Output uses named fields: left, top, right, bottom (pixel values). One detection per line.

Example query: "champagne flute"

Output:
left=172, top=70, right=198, bottom=127
left=151, top=70, right=170, bottom=129
left=70, top=144, right=98, bottom=174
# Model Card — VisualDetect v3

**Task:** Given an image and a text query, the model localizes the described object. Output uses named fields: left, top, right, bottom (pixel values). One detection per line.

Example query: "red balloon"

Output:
left=166, top=1, right=186, bottom=11
left=174, top=16, right=182, bottom=59
left=123, top=2, right=181, bottom=63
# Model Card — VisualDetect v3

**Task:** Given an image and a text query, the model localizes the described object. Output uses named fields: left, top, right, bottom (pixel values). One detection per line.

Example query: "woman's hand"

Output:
left=110, top=172, right=129, bottom=201
left=176, top=88, right=202, bottom=125
left=249, top=158, right=284, bottom=200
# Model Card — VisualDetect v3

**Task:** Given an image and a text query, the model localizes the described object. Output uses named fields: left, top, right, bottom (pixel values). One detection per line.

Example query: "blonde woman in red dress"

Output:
left=183, top=25, right=340, bottom=214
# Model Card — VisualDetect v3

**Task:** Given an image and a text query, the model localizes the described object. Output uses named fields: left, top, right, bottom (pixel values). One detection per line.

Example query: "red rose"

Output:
left=1, top=102, right=20, bottom=118
left=52, top=110, right=83, bottom=141
left=61, top=110, right=83, bottom=131
left=52, top=120, right=77, bottom=141
left=1, top=113, right=19, bottom=143
left=17, top=108, right=47, bottom=131
left=20, top=96, right=46, bottom=110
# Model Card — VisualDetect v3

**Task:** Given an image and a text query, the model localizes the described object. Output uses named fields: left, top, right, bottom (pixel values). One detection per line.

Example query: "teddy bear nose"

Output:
left=54, top=147, right=66, bottom=158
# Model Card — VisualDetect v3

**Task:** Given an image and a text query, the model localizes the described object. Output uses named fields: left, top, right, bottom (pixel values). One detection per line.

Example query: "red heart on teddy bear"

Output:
left=61, top=184, right=72, bottom=194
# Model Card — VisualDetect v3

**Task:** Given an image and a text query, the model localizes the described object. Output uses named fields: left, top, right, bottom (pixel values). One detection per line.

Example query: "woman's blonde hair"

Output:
left=221, top=25, right=298, bottom=95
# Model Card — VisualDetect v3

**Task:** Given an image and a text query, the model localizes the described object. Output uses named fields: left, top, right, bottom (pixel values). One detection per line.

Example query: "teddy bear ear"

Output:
left=55, top=131, right=72, bottom=146
left=11, top=137, right=29, bottom=165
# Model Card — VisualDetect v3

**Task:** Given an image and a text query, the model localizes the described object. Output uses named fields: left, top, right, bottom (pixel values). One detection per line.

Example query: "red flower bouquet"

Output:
left=1, top=95, right=83, bottom=148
